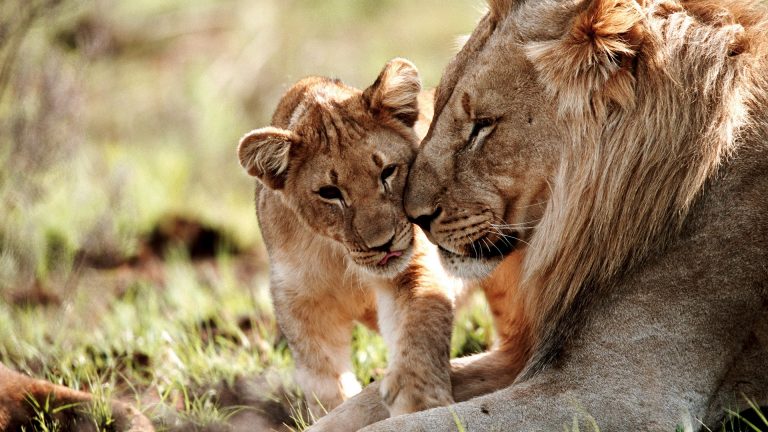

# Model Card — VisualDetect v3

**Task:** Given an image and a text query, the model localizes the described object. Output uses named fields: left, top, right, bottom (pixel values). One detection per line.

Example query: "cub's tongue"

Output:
left=377, top=251, right=403, bottom=266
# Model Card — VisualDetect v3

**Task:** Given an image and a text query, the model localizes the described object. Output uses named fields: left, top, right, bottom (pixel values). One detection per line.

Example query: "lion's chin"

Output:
left=353, top=246, right=414, bottom=279
left=437, top=247, right=502, bottom=281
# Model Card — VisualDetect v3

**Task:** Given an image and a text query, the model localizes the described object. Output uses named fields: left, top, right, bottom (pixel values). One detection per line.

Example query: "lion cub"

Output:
left=237, top=59, right=458, bottom=418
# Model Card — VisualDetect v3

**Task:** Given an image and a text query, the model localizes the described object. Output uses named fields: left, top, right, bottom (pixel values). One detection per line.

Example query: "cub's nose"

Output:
left=407, top=206, right=442, bottom=234
left=371, top=236, right=395, bottom=252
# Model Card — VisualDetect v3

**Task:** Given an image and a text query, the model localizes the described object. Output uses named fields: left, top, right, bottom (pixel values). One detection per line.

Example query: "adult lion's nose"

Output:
left=404, top=149, right=443, bottom=235
left=407, top=206, right=442, bottom=234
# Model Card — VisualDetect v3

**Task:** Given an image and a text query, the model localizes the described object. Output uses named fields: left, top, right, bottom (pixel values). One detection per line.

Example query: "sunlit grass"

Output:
left=0, top=250, right=495, bottom=429
left=1, top=254, right=273, bottom=426
left=451, top=292, right=495, bottom=358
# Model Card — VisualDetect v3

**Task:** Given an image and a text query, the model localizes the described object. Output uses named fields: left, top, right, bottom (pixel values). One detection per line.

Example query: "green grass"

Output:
left=1, top=253, right=276, bottom=428
left=450, top=407, right=467, bottom=432
left=23, top=393, right=86, bottom=432
left=0, top=251, right=493, bottom=430
left=720, top=397, right=768, bottom=432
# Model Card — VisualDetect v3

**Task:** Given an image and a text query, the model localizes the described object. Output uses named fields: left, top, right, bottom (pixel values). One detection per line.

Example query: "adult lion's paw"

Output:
left=380, top=366, right=453, bottom=416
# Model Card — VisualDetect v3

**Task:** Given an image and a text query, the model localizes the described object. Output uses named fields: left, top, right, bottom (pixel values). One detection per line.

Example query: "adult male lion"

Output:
left=310, top=0, right=768, bottom=430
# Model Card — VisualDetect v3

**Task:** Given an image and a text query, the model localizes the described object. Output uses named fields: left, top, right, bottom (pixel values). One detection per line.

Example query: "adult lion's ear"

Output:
left=526, top=0, right=645, bottom=117
left=363, top=58, right=422, bottom=127
left=237, top=127, right=299, bottom=190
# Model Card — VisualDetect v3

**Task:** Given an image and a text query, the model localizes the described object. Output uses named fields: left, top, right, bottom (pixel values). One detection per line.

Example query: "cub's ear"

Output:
left=363, top=58, right=422, bottom=127
left=237, top=127, right=299, bottom=190
left=525, top=0, right=645, bottom=117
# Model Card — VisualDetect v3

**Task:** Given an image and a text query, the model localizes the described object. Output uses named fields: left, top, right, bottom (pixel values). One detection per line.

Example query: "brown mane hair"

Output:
left=514, top=0, right=768, bottom=374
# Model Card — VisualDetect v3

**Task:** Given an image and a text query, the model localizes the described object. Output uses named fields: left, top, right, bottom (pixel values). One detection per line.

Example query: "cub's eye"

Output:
left=467, top=117, right=495, bottom=148
left=317, top=186, right=342, bottom=200
left=380, top=164, right=398, bottom=184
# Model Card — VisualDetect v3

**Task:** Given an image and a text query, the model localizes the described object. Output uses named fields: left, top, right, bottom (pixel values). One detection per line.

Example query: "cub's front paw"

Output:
left=379, top=367, right=454, bottom=417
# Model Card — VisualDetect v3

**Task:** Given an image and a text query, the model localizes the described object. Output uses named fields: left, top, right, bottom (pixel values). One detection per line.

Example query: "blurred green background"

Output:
left=0, top=0, right=481, bottom=282
left=0, top=1, right=490, bottom=430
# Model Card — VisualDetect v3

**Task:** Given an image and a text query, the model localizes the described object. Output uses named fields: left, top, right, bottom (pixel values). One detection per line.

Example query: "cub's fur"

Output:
left=237, top=59, right=459, bottom=418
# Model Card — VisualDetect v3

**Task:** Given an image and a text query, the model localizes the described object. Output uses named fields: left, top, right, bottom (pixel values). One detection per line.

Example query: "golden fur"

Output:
left=518, top=0, right=767, bottom=371
left=237, top=59, right=459, bottom=418
left=310, top=1, right=768, bottom=430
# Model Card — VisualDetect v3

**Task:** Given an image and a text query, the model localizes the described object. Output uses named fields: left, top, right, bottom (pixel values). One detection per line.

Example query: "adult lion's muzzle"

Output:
left=403, top=145, right=446, bottom=240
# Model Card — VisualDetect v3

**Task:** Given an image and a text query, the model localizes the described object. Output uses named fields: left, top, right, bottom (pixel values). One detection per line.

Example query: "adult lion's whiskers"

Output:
left=483, top=236, right=504, bottom=257
left=462, top=232, right=479, bottom=258
left=490, top=222, right=537, bottom=229
left=490, top=214, right=541, bottom=229
left=510, top=200, right=549, bottom=209
left=486, top=228, right=531, bottom=247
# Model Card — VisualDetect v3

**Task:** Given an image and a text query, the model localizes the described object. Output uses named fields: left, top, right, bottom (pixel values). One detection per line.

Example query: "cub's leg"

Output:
left=272, top=281, right=362, bottom=419
left=375, top=258, right=455, bottom=416
left=307, top=253, right=532, bottom=431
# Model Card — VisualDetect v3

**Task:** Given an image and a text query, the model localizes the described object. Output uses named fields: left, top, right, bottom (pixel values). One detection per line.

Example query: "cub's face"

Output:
left=282, top=120, right=418, bottom=278
left=239, top=59, right=423, bottom=277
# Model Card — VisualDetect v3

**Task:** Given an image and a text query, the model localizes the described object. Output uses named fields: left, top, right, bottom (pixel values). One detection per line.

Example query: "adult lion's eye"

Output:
left=317, top=186, right=342, bottom=200
left=467, top=117, right=495, bottom=148
left=380, top=164, right=397, bottom=184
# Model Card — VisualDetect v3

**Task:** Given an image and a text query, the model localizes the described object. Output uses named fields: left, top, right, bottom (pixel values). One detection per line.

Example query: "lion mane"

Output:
left=512, top=0, right=768, bottom=374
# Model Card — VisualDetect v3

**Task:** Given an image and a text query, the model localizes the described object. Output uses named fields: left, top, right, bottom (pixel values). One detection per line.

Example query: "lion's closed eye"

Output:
left=466, top=117, right=496, bottom=150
